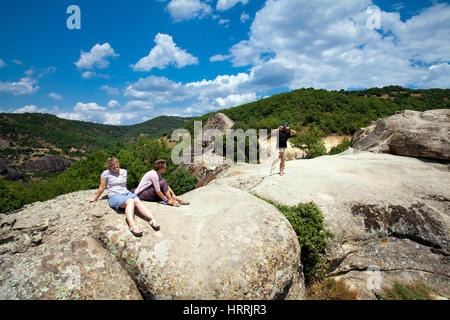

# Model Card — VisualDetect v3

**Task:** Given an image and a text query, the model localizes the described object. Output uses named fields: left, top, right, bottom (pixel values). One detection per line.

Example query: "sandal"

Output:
left=129, top=225, right=143, bottom=237
left=177, top=199, right=190, bottom=205
left=149, top=220, right=160, bottom=231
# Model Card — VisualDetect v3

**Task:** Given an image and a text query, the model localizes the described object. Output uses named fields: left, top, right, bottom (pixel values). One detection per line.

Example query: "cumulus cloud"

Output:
left=224, top=0, right=450, bottom=89
left=132, top=34, right=198, bottom=71
left=101, top=85, right=120, bottom=95
left=57, top=101, right=145, bottom=125
left=0, top=59, right=6, bottom=68
left=49, top=92, right=63, bottom=100
left=240, top=12, right=250, bottom=23
left=14, top=105, right=48, bottom=114
left=0, top=76, right=39, bottom=95
left=12, top=60, right=23, bottom=65
left=216, top=0, right=248, bottom=11
left=123, top=72, right=258, bottom=116
left=167, top=0, right=212, bottom=22
left=210, top=54, right=232, bottom=62
left=74, top=43, right=119, bottom=70
left=107, top=100, right=120, bottom=108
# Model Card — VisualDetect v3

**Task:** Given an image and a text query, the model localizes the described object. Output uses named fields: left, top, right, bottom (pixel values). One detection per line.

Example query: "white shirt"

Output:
left=101, top=169, right=129, bottom=197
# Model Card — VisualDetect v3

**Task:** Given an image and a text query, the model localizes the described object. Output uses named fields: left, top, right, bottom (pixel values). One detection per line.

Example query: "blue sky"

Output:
left=0, top=0, right=449, bottom=125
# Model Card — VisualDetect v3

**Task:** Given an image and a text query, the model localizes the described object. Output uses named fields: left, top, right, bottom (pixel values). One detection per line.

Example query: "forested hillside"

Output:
left=185, top=86, right=449, bottom=135
left=0, top=113, right=191, bottom=160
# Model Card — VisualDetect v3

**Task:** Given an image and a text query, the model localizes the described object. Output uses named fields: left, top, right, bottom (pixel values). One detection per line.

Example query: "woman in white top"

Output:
left=87, top=157, right=160, bottom=236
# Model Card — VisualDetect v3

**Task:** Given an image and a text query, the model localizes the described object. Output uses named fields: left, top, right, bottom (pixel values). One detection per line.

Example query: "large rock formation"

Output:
left=0, top=158, right=23, bottom=181
left=181, top=113, right=236, bottom=181
left=0, top=191, right=142, bottom=299
left=0, top=187, right=303, bottom=300
left=351, top=109, right=450, bottom=161
left=98, top=184, right=303, bottom=299
left=209, top=149, right=449, bottom=299
left=22, top=155, right=72, bottom=174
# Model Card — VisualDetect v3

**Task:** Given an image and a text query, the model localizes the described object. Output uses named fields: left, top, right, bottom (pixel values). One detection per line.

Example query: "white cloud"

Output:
left=14, top=105, right=48, bottom=114
left=74, top=43, right=119, bottom=70
left=57, top=104, right=144, bottom=125
left=167, top=0, right=212, bottom=22
left=101, top=85, right=120, bottom=95
left=224, top=0, right=450, bottom=89
left=420, top=63, right=450, bottom=88
left=56, top=112, right=85, bottom=121
left=210, top=54, right=232, bottom=62
left=123, top=72, right=257, bottom=115
left=0, top=76, right=39, bottom=95
left=0, top=59, right=6, bottom=68
left=81, top=71, right=110, bottom=80
left=107, top=100, right=120, bottom=108
left=219, top=18, right=230, bottom=27
left=12, top=60, right=23, bottom=65
left=215, top=92, right=256, bottom=108
left=132, top=33, right=198, bottom=71
left=216, top=0, right=248, bottom=11
left=49, top=92, right=63, bottom=100
left=240, top=12, right=250, bottom=23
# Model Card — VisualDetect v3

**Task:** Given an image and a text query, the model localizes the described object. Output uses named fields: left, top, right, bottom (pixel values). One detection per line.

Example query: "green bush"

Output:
left=166, top=168, right=199, bottom=195
left=328, top=138, right=351, bottom=155
left=255, top=195, right=333, bottom=284
left=291, top=127, right=328, bottom=158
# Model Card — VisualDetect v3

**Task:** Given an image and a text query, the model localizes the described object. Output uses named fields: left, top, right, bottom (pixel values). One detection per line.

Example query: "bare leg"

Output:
left=120, top=198, right=136, bottom=228
left=133, top=198, right=158, bottom=223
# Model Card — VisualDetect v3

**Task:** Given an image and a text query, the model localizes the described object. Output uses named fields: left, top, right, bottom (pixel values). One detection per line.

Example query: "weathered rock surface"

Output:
left=22, top=155, right=72, bottom=174
left=0, top=191, right=142, bottom=300
left=98, top=184, right=303, bottom=300
left=0, top=187, right=303, bottom=300
left=209, top=149, right=449, bottom=299
left=181, top=113, right=235, bottom=181
left=0, top=158, right=23, bottom=181
left=351, top=109, right=450, bottom=161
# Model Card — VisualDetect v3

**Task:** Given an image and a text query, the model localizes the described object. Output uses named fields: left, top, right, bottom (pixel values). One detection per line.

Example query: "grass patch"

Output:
left=375, top=282, right=434, bottom=300
left=255, top=195, right=333, bottom=285
left=307, top=278, right=358, bottom=300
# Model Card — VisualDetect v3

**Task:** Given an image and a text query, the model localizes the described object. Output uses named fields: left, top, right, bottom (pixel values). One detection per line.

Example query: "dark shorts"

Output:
left=138, top=180, right=169, bottom=202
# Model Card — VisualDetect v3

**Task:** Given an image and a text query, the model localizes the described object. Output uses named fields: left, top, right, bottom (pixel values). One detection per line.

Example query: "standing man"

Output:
left=270, top=122, right=296, bottom=176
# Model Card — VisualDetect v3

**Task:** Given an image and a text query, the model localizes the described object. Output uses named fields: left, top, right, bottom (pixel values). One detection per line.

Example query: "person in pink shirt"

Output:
left=134, top=159, right=190, bottom=207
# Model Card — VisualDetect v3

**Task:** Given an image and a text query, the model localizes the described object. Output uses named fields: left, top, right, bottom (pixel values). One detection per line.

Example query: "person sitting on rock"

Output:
left=270, top=122, right=296, bottom=176
left=134, top=159, right=190, bottom=206
left=87, top=157, right=160, bottom=236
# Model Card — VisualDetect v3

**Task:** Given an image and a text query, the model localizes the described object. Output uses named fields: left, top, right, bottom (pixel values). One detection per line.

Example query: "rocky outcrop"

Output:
left=0, top=191, right=142, bottom=299
left=351, top=109, right=450, bottom=161
left=22, top=155, right=72, bottom=174
left=0, top=158, right=23, bottom=181
left=181, top=113, right=235, bottom=181
left=208, top=149, right=449, bottom=299
left=0, top=187, right=303, bottom=300
left=98, top=184, right=303, bottom=300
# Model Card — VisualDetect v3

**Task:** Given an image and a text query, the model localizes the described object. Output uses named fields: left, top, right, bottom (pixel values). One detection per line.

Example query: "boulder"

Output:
left=0, top=186, right=304, bottom=300
left=351, top=109, right=450, bottom=161
left=98, top=184, right=304, bottom=300
left=22, top=155, right=72, bottom=174
left=181, top=113, right=235, bottom=181
left=0, top=158, right=23, bottom=181
left=0, top=191, right=142, bottom=300
left=210, top=148, right=449, bottom=299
